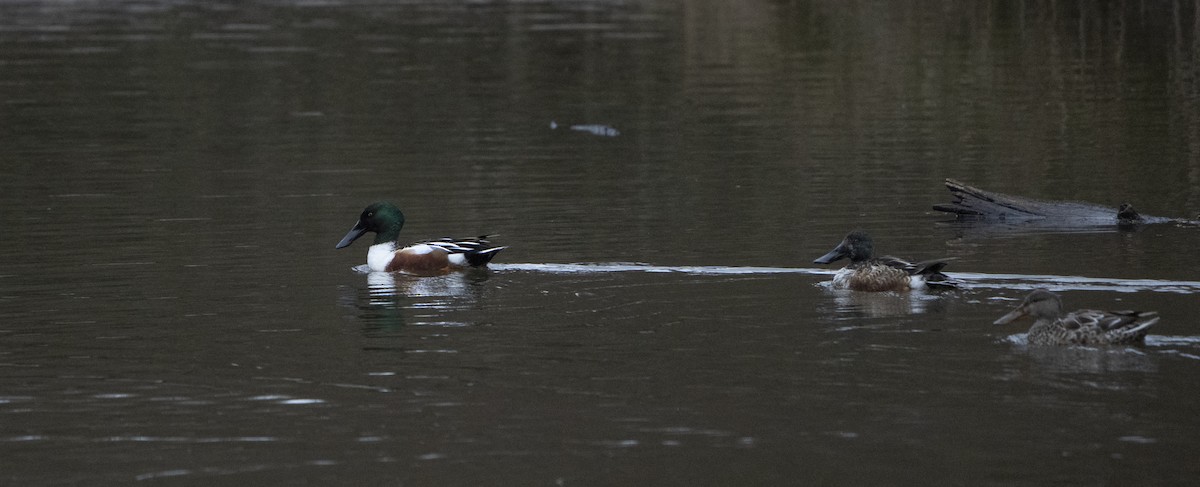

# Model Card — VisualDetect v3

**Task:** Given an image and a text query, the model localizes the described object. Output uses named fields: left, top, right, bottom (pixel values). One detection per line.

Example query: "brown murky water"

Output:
left=3, top=1, right=1200, bottom=484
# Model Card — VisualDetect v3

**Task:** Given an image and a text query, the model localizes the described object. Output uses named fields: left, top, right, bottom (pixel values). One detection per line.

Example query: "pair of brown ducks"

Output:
left=812, top=230, right=1159, bottom=347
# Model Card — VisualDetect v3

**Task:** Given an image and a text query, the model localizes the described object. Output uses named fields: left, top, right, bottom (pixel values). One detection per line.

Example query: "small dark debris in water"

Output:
left=1116, top=203, right=1141, bottom=225
left=549, top=120, right=620, bottom=137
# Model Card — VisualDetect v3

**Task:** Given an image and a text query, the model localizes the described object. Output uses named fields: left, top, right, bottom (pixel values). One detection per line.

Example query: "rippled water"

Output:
left=3, top=0, right=1200, bottom=484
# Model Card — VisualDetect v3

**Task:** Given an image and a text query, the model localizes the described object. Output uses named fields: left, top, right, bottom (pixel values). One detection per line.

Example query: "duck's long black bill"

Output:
left=335, top=221, right=367, bottom=249
left=813, top=244, right=847, bottom=265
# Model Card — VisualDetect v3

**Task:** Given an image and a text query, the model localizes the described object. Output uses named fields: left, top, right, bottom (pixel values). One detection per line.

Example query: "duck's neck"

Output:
left=374, top=221, right=403, bottom=245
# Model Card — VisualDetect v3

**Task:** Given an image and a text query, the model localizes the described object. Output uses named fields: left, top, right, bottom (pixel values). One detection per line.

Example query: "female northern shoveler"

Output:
left=993, top=289, right=1158, bottom=346
left=812, top=231, right=956, bottom=292
left=335, top=202, right=506, bottom=276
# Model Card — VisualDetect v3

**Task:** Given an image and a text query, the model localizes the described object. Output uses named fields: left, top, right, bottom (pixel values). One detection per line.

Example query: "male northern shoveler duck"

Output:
left=993, top=289, right=1159, bottom=346
left=335, top=202, right=506, bottom=276
left=812, top=231, right=957, bottom=292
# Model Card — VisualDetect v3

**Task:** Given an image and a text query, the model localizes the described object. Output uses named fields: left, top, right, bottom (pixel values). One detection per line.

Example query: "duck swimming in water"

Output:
left=993, top=289, right=1159, bottom=346
left=812, top=231, right=957, bottom=292
left=335, top=202, right=505, bottom=276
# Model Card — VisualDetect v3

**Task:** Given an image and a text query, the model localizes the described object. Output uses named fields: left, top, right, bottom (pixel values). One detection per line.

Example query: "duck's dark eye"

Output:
left=366, top=212, right=374, bottom=217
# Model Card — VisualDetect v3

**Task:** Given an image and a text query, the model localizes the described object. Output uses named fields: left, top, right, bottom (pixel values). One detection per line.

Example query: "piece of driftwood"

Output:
left=932, top=178, right=1194, bottom=227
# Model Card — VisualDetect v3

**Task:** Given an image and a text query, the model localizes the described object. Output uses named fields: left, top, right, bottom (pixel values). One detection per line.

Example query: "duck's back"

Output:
left=1028, top=310, right=1158, bottom=345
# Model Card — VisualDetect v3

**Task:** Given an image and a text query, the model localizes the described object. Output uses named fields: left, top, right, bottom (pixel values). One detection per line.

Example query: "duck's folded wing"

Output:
left=878, top=255, right=955, bottom=275
left=1096, top=310, right=1158, bottom=331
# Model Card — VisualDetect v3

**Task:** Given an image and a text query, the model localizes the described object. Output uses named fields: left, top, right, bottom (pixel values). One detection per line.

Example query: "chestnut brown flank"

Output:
left=386, top=250, right=452, bottom=276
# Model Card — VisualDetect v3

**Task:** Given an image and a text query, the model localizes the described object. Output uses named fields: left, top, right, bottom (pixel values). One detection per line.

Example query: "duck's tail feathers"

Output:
left=465, top=246, right=507, bottom=267
left=1129, top=315, right=1160, bottom=333
left=911, top=257, right=960, bottom=290
left=1110, top=315, right=1159, bottom=343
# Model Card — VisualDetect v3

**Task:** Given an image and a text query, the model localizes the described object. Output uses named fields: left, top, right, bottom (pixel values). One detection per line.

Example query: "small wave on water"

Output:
left=488, top=263, right=1200, bottom=294
left=950, top=272, right=1200, bottom=294
left=490, top=263, right=832, bottom=276
left=1145, top=336, right=1200, bottom=361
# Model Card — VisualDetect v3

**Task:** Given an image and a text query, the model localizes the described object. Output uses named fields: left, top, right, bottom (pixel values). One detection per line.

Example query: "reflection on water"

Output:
left=994, top=330, right=1200, bottom=392
left=338, top=268, right=495, bottom=333
left=937, top=218, right=1200, bottom=239
left=822, top=286, right=950, bottom=318
left=363, top=267, right=489, bottom=301
left=4, top=0, right=1200, bottom=484
left=1000, top=335, right=1160, bottom=377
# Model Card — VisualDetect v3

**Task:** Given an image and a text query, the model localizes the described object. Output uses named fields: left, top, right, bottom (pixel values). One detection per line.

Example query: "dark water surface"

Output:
left=3, top=1, right=1200, bottom=484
